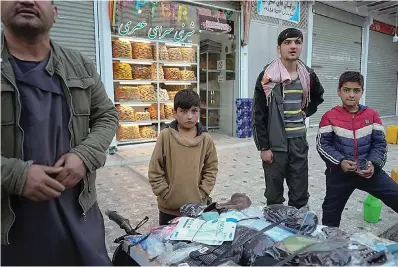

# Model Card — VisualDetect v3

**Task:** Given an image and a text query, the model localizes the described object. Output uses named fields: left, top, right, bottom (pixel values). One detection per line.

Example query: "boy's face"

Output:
left=277, top=37, right=302, bottom=61
left=338, top=81, right=363, bottom=109
left=174, top=106, right=199, bottom=129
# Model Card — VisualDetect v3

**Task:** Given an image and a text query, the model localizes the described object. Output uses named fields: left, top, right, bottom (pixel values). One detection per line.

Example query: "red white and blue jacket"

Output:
left=316, top=105, right=387, bottom=170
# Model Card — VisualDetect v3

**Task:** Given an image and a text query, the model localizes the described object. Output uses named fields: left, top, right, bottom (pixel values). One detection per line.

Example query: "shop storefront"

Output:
left=366, top=20, right=398, bottom=117
left=309, top=3, right=364, bottom=126
left=51, top=1, right=97, bottom=65
left=247, top=1, right=310, bottom=99
left=106, top=0, right=241, bottom=146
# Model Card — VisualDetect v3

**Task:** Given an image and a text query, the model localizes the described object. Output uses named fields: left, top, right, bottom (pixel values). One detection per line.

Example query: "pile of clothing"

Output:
left=126, top=194, right=398, bottom=266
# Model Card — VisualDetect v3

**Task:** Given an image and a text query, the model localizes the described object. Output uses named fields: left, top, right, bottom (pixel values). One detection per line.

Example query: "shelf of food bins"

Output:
left=113, top=58, right=198, bottom=67
left=119, top=121, right=156, bottom=126
left=160, top=81, right=197, bottom=85
left=115, top=101, right=173, bottom=106
left=111, top=35, right=198, bottom=46
left=113, top=80, right=157, bottom=85
left=160, top=119, right=174, bottom=124
left=117, top=138, right=158, bottom=145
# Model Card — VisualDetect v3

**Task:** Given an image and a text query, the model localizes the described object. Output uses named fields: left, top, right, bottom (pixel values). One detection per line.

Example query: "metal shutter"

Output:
left=366, top=31, right=398, bottom=117
left=51, top=1, right=96, bottom=64
left=310, top=14, right=362, bottom=126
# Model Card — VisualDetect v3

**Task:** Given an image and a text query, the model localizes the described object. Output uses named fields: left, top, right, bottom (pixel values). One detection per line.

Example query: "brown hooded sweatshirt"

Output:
left=148, top=121, right=218, bottom=216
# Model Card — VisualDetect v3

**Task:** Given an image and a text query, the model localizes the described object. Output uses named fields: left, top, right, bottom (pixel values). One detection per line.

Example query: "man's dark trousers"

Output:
left=263, top=136, right=309, bottom=209
left=322, top=169, right=398, bottom=227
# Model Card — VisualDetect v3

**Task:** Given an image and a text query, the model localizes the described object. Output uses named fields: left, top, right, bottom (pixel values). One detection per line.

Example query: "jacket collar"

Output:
left=168, top=119, right=207, bottom=136
left=1, top=33, right=63, bottom=79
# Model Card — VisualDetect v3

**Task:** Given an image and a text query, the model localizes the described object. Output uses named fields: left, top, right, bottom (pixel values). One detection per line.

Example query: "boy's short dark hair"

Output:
left=278, top=28, right=303, bottom=46
left=173, top=89, right=201, bottom=111
left=338, top=71, right=364, bottom=89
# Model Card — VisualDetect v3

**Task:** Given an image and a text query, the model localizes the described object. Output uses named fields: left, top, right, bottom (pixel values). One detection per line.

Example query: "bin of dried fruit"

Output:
left=132, top=65, right=151, bottom=80
left=116, top=105, right=136, bottom=121
left=113, top=62, right=132, bottom=80
left=139, top=126, right=157, bottom=139
left=114, top=86, right=141, bottom=101
left=132, top=42, right=153, bottom=60
left=112, top=39, right=132, bottom=59
left=117, top=125, right=141, bottom=140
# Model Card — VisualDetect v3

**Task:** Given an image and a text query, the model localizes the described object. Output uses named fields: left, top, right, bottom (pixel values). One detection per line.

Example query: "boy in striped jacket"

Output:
left=316, top=71, right=398, bottom=227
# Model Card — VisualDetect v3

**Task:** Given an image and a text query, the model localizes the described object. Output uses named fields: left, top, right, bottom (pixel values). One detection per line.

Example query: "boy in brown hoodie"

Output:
left=148, top=89, right=218, bottom=225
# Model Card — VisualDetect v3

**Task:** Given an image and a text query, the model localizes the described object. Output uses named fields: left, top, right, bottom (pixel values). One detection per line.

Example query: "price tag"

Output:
left=218, top=75, right=224, bottom=83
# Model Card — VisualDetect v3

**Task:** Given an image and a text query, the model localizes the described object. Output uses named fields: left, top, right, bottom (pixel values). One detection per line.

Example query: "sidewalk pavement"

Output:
left=97, top=117, right=398, bottom=254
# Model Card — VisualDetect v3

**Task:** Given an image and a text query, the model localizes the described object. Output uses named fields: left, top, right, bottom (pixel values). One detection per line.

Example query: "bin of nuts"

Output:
left=168, top=48, right=182, bottom=61
left=135, top=111, right=151, bottom=121
left=115, top=86, right=141, bottom=101
left=138, top=85, right=157, bottom=102
left=132, top=42, right=153, bottom=60
left=164, top=68, right=181, bottom=80
left=150, top=64, right=165, bottom=80
left=180, top=70, right=196, bottom=81
left=164, top=104, right=174, bottom=119
left=132, top=65, right=151, bottom=80
left=148, top=104, right=165, bottom=120
left=181, top=47, right=195, bottom=62
left=117, top=125, right=141, bottom=140
left=168, top=91, right=178, bottom=100
left=139, top=126, right=157, bottom=139
left=113, top=63, right=132, bottom=80
left=112, top=39, right=132, bottom=59
left=116, top=105, right=136, bottom=121
left=159, top=89, right=169, bottom=101
left=159, top=45, right=169, bottom=61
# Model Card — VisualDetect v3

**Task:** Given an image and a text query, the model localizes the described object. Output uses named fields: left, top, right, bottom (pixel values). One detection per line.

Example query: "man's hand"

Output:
left=340, top=160, right=356, bottom=172
left=358, top=161, right=374, bottom=179
left=23, top=165, right=65, bottom=201
left=54, top=153, right=87, bottom=188
left=261, top=150, right=273, bottom=164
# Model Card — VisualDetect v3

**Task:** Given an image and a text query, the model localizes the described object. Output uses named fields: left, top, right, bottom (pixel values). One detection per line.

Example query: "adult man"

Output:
left=252, top=28, right=324, bottom=209
left=1, top=1, right=118, bottom=265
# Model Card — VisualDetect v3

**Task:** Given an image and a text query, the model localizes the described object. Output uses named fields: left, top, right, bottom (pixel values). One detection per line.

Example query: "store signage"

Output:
left=217, top=60, right=226, bottom=71
left=118, top=20, right=195, bottom=44
left=370, top=20, right=396, bottom=36
left=199, top=15, right=234, bottom=35
left=218, top=75, right=224, bottom=83
left=257, top=0, right=300, bottom=24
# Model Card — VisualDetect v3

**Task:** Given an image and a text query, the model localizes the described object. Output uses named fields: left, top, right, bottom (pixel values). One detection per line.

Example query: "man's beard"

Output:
left=3, top=18, right=49, bottom=39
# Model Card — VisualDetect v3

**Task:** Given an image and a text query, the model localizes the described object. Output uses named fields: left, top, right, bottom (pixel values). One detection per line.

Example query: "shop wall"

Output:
left=0, top=1, right=96, bottom=65
left=247, top=1, right=309, bottom=99
left=51, top=1, right=97, bottom=64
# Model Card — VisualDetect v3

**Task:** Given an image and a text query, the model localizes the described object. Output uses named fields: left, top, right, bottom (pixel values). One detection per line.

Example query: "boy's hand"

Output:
left=358, top=161, right=374, bottom=179
left=341, top=160, right=356, bottom=172
left=261, top=150, right=273, bottom=164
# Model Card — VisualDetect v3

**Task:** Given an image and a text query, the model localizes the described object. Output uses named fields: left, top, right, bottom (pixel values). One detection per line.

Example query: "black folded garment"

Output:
left=263, top=204, right=318, bottom=235
left=262, top=235, right=387, bottom=266
left=171, top=226, right=275, bottom=266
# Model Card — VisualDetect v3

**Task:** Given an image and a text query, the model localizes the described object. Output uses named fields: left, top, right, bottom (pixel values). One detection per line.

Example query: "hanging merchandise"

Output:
left=235, top=98, right=253, bottom=138
left=170, top=2, right=179, bottom=21
left=188, top=6, right=198, bottom=27
left=224, top=10, right=233, bottom=20
left=149, top=1, right=159, bottom=17
left=178, top=4, right=190, bottom=26
left=217, top=9, right=226, bottom=19
left=135, top=0, right=148, bottom=14
left=161, top=1, right=171, bottom=18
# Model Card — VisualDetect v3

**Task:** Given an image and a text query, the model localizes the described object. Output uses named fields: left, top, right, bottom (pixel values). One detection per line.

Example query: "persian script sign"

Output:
left=257, top=0, right=300, bottom=24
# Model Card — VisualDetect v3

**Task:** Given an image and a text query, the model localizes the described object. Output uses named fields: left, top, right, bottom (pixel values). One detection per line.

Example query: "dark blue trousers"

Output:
left=322, top=169, right=398, bottom=227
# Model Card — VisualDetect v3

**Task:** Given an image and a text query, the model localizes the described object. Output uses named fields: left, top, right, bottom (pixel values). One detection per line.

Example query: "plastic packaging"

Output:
left=263, top=204, right=319, bottom=235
